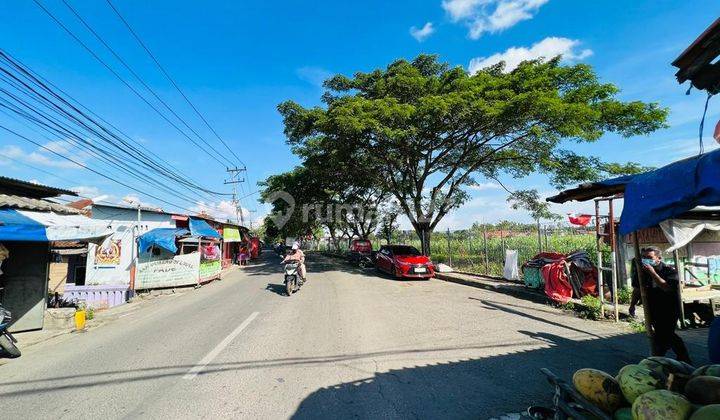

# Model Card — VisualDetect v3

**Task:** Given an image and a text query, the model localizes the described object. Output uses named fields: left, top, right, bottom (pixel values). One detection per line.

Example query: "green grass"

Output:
left=411, top=232, right=600, bottom=277
left=321, top=230, right=606, bottom=278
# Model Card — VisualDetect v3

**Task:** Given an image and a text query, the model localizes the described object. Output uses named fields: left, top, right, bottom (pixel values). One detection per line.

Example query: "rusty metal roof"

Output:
left=0, top=175, right=76, bottom=198
left=672, top=18, right=720, bottom=93
left=0, top=194, right=81, bottom=214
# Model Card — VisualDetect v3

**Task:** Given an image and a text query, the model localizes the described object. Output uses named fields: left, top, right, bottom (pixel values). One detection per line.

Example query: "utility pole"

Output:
left=224, top=166, right=246, bottom=227
left=248, top=209, right=257, bottom=231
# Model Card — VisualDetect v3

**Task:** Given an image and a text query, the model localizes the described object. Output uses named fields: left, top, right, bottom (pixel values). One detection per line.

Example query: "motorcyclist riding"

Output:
left=282, top=242, right=306, bottom=281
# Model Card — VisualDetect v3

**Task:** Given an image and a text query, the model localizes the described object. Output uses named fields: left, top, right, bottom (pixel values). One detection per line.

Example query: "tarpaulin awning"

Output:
left=223, top=226, right=241, bottom=242
left=660, top=218, right=720, bottom=252
left=619, top=149, right=720, bottom=235
left=0, top=209, right=112, bottom=242
left=189, top=218, right=221, bottom=239
left=138, top=228, right=189, bottom=254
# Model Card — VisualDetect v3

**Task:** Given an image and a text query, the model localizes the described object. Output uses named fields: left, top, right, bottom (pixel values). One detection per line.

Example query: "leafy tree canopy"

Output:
left=278, top=54, right=667, bottom=254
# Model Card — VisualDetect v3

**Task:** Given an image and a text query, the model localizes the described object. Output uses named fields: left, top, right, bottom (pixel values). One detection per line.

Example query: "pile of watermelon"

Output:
left=572, top=358, right=720, bottom=419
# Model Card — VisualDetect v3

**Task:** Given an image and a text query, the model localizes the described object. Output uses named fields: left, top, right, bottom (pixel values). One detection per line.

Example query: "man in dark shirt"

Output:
left=632, top=246, right=691, bottom=363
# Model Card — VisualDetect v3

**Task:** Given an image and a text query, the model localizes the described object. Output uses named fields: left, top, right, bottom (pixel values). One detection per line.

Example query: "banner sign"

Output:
left=200, top=243, right=221, bottom=281
left=95, top=239, right=121, bottom=266
left=136, top=252, right=200, bottom=289
left=223, top=226, right=241, bottom=242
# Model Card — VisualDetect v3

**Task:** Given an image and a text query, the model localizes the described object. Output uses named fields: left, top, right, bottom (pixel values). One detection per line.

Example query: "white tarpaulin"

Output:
left=503, top=249, right=520, bottom=280
left=659, top=218, right=720, bottom=252
left=16, top=210, right=112, bottom=242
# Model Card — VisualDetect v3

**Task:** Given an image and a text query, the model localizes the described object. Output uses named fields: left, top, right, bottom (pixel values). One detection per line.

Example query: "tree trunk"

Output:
left=413, top=223, right=432, bottom=256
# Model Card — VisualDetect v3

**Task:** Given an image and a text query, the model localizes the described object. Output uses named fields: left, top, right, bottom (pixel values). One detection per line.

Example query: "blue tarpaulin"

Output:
left=189, top=218, right=221, bottom=239
left=0, top=208, right=47, bottom=241
left=619, top=149, right=720, bottom=235
left=138, top=228, right=189, bottom=254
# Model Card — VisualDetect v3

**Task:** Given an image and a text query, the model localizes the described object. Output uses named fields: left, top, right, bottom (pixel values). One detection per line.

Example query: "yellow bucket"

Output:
left=74, top=309, right=86, bottom=331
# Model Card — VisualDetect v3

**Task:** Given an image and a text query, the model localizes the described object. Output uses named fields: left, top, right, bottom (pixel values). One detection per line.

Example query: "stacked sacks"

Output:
left=571, top=359, right=720, bottom=419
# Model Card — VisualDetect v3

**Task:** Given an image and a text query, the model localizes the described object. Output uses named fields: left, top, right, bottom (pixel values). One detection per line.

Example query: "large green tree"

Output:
left=279, top=55, right=667, bottom=254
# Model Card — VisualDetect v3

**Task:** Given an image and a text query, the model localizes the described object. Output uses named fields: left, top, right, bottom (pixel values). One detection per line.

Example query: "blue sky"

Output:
left=0, top=0, right=718, bottom=228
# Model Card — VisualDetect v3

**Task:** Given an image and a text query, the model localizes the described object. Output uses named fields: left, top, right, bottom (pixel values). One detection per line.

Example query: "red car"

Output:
left=375, top=245, right=435, bottom=279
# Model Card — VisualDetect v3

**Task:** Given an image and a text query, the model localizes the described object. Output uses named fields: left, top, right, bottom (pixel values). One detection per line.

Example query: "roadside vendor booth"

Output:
left=0, top=205, right=111, bottom=331
left=549, top=149, right=720, bottom=326
left=135, top=218, right=222, bottom=290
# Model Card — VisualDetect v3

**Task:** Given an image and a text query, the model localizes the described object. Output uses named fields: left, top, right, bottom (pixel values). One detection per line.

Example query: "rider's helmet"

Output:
left=292, top=242, right=300, bottom=251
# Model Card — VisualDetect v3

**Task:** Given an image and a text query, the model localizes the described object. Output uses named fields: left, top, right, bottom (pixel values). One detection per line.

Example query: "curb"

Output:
left=434, top=272, right=550, bottom=305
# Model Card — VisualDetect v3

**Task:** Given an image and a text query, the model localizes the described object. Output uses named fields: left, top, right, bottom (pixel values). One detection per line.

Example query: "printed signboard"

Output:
left=199, top=243, right=221, bottom=281
left=136, top=252, right=200, bottom=289
left=95, top=239, right=121, bottom=266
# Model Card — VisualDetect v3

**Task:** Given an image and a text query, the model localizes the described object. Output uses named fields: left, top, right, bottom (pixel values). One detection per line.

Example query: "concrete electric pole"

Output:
left=224, top=167, right=246, bottom=227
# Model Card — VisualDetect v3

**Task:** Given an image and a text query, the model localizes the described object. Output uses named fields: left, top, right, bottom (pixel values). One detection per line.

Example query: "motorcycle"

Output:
left=283, top=261, right=304, bottom=296
left=358, top=254, right=374, bottom=269
left=0, top=303, right=20, bottom=358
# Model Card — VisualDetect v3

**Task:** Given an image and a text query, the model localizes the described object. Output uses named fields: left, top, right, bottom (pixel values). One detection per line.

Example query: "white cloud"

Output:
left=442, top=0, right=549, bottom=39
left=410, top=22, right=436, bottom=42
left=468, top=36, right=592, bottom=73
left=467, top=181, right=501, bottom=191
left=72, top=185, right=101, bottom=197
left=652, top=136, right=719, bottom=161
left=296, top=66, right=333, bottom=88
left=0, top=142, right=85, bottom=169
left=193, top=200, right=250, bottom=224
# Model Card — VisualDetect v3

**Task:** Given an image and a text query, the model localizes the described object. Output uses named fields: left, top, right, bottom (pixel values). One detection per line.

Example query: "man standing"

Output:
left=633, top=246, right=691, bottom=363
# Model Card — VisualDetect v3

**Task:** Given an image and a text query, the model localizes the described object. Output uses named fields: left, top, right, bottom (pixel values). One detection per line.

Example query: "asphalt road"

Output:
left=0, top=253, right=709, bottom=419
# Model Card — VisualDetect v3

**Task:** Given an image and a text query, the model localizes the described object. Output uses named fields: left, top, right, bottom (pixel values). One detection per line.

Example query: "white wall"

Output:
left=84, top=206, right=175, bottom=286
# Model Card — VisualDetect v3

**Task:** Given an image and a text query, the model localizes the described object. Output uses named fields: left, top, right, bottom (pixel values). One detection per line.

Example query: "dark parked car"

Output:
left=347, top=239, right=373, bottom=265
left=374, top=245, right=435, bottom=279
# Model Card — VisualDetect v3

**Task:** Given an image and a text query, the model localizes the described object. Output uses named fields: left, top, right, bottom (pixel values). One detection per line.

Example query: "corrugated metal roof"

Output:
left=0, top=194, right=81, bottom=214
left=0, top=175, right=76, bottom=198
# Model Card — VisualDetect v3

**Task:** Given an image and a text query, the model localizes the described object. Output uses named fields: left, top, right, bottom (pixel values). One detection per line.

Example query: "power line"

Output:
left=0, top=124, right=199, bottom=213
left=2, top=50, right=212, bottom=193
left=0, top=71, right=211, bottom=205
left=0, top=150, right=95, bottom=197
left=31, top=0, right=231, bottom=168
left=59, top=0, right=236, bottom=169
left=0, top=49, right=231, bottom=198
left=104, top=0, right=245, bottom=167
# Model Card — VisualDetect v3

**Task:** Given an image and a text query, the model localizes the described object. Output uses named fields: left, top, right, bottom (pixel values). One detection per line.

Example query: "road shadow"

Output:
left=265, top=283, right=288, bottom=297
left=0, top=299, right=709, bottom=418
left=290, top=328, right=708, bottom=419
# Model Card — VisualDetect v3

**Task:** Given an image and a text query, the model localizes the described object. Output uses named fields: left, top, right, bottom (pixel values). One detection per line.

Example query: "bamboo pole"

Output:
left=595, top=200, right=605, bottom=318
left=609, top=199, right=619, bottom=322
left=673, top=249, right=686, bottom=329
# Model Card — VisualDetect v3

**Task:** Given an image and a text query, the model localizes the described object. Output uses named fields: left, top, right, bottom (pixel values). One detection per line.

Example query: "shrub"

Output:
left=579, top=295, right=603, bottom=320
left=617, top=287, right=632, bottom=305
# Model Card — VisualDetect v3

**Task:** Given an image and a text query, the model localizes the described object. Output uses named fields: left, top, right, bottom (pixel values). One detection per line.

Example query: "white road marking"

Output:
left=183, top=311, right=259, bottom=380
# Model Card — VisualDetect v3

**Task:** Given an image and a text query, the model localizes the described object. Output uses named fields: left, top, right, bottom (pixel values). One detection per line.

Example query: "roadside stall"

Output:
left=539, top=148, right=720, bottom=419
left=135, top=218, right=223, bottom=290
left=0, top=203, right=111, bottom=331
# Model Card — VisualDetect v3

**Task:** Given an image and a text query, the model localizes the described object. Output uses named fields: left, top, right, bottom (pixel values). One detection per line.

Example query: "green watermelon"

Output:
left=632, top=390, right=692, bottom=420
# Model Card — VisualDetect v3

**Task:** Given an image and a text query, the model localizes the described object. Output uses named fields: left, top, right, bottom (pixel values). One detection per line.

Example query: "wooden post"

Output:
left=609, top=199, right=619, bottom=322
left=633, top=232, right=655, bottom=353
left=673, top=249, right=686, bottom=329
left=537, top=219, right=543, bottom=252
left=595, top=200, right=605, bottom=318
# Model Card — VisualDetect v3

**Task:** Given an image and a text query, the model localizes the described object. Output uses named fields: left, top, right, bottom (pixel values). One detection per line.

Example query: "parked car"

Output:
left=347, top=238, right=373, bottom=265
left=374, top=245, right=435, bottom=279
